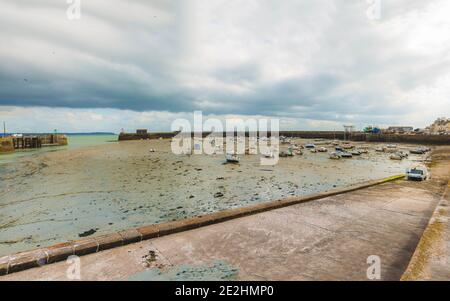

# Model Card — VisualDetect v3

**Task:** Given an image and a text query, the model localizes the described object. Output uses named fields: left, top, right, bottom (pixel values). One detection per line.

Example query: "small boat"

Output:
left=279, top=148, right=293, bottom=157
left=410, top=149, right=426, bottom=155
left=226, top=153, right=240, bottom=163
left=359, top=148, right=369, bottom=154
left=329, top=152, right=341, bottom=159
left=390, top=153, right=403, bottom=160
left=279, top=152, right=289, bottom=157
left=398, top=151, right=409, bottom=158
left=340, top=152, right=353, bottom=158
left=342, top=144, right=354, bottom=150
left=351, top=150, right=362, bottom=156
left=263, top=151, right=275, bottom=158
left=318, top=147, right=328, bottom=152
left=287, top=148, right=294, bottom=156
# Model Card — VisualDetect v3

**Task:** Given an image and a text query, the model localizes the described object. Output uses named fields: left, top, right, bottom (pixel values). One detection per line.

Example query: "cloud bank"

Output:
left=0, top=0, right=449, bottom=131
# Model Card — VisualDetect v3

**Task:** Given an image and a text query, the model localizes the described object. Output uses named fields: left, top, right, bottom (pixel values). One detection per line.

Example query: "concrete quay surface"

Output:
left=402, top=147, right=450, bottom=280
left=2, top=177, right=446, bottom=281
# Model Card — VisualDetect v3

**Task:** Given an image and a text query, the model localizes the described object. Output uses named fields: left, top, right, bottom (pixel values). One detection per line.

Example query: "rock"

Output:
left=79, top=228, right=97, bottom=237
left=214, top=192, right=224, bottom=198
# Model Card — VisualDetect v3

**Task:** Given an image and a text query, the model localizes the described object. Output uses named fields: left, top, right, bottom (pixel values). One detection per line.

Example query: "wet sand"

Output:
left=0, top=139, right=428, bottom=256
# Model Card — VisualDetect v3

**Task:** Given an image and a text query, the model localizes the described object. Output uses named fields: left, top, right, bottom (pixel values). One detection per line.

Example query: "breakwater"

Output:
left=0, top=134, right=68, bottom=154
left=0, top=137, right=14, bottom=153
left=119, top=131, right=450, bottom=145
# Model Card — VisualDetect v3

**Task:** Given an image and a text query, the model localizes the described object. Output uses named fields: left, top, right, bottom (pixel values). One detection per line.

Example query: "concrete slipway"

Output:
left=1, top=147, right=449, bottom=281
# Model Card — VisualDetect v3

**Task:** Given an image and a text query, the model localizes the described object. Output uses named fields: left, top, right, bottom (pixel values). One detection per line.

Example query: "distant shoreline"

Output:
left=0, top=132, right=117, bottom=137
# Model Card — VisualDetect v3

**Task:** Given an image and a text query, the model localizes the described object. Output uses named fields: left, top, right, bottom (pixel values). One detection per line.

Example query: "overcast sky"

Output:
left=0, top=0, right=449, bottom=133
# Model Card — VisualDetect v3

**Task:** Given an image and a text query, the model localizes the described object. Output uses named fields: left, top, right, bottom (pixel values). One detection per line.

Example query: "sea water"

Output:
left=0, top=134, right=118, bottom=166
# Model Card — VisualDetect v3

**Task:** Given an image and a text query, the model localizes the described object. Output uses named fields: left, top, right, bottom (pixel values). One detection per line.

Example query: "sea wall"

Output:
left=0, top=137, right=14, bottom=153
left=39, top=134, right=68, bottom=146
left=119, top=131, right=450, bottom=145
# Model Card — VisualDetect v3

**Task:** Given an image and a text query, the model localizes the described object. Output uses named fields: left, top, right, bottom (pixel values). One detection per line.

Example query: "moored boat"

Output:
left=226, top=153, right=240, bottom=163
left=340, top=152, right=353, bottom=158
left=329, top=152, right=341, bottom=159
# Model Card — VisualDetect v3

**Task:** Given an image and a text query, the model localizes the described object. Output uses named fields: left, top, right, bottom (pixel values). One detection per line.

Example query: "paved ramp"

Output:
left=2, top=178, right=445, bottom=281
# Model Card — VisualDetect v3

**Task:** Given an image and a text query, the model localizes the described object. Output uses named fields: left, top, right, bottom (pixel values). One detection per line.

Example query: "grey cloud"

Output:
left=0, top=0, right=449, bottom=127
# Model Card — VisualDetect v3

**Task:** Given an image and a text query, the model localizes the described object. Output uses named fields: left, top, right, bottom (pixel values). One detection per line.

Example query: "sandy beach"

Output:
left=0, top=138, right=429, bottom=256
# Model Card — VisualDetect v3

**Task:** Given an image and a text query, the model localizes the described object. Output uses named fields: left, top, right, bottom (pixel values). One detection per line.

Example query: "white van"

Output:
left=406, top=166, right=429, bottom=181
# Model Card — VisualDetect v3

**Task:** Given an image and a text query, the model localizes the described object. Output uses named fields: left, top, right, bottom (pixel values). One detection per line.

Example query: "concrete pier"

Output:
left=0, top=134, right=68, bottom=154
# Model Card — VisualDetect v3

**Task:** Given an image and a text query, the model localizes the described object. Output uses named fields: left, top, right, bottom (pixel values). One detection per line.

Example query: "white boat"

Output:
left=340, top=152, right=353, bottom=158
left=226, top=153, right=240, bottom=163
left=329, top=152, right=341, bottom=159
left=359, top=148, right=369, bottom=154
left=263, top=150, right=275, bottom=158
left=390, top=153, right=403, bottom=160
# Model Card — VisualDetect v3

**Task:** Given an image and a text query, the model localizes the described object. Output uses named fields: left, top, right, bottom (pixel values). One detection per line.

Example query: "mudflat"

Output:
left=0, top=139, right=428, bottom=256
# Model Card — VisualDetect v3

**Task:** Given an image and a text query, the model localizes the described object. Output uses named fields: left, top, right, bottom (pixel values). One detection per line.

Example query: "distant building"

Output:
left=426, top=118, right=450, bottom=135
left=136, top=129, right=148, bottom=135
left=387, top=126, right=414, bottom=134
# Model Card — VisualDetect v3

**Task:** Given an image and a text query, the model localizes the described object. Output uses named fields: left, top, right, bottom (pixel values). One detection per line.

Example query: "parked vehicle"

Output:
left=305, top=144, right=316, bottom=149
left=406, top=166, right=429, bottom=181
left=318, top=147, right=328, bottom=152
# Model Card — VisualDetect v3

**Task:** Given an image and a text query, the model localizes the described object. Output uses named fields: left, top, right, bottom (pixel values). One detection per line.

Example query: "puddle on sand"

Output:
left=128, top=260, right=239, bottom=281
